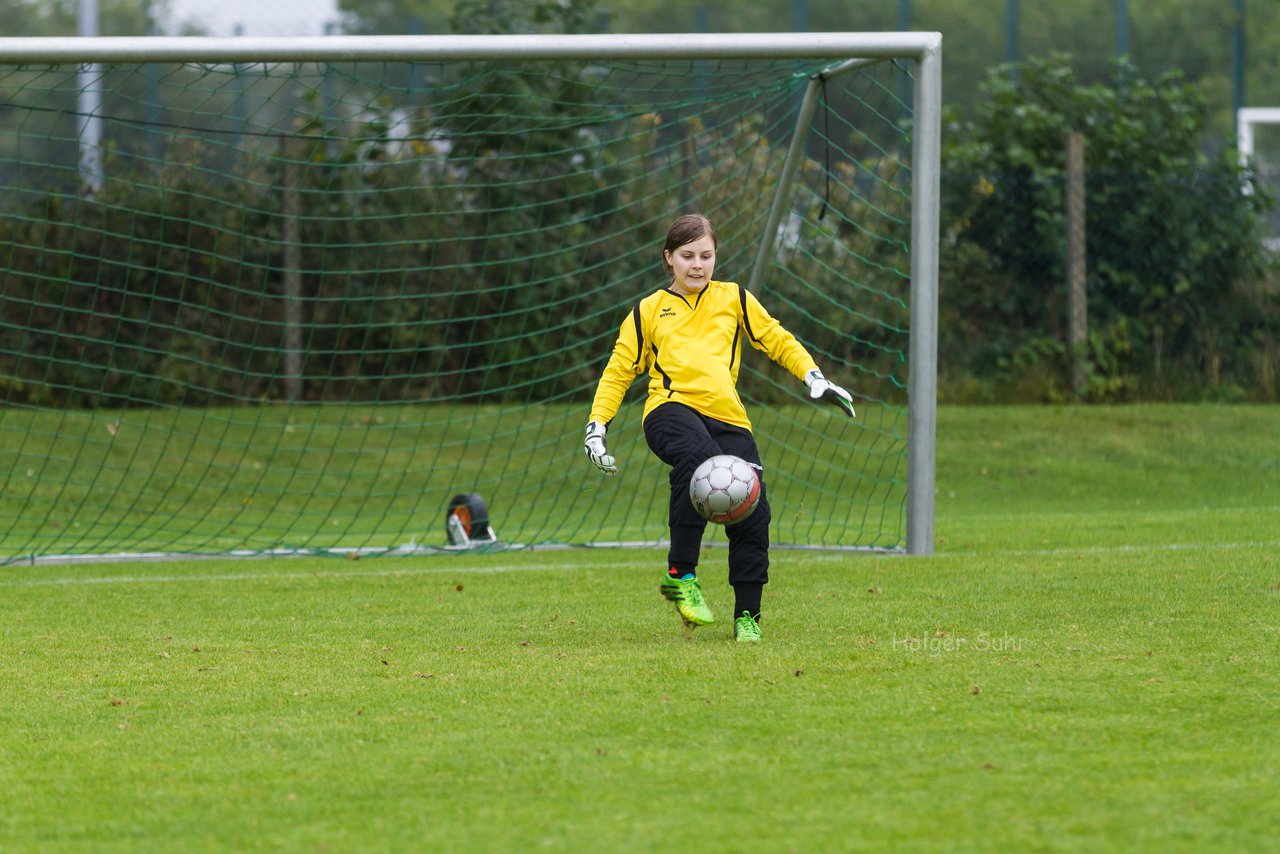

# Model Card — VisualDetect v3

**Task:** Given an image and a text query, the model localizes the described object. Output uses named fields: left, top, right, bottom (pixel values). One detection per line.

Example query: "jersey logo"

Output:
left=659, top=306, right=678, bottom=318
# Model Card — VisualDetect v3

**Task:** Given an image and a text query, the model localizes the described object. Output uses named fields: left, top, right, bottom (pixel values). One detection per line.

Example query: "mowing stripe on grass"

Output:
left=3, top=538, right=1277, bottom=588
left=945, top=504, right=1280, bottom=523
left=0, top=558, right=655, bottom=588
left=983, top=539, right=1280, bottom=558
left=805, top=539, right=1280, bottom=561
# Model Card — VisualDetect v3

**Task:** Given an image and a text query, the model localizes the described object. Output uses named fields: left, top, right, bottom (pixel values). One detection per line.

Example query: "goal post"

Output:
left=1238, top=107, right=1280, bottom=252
left=0, top=33, right=941, bottom=564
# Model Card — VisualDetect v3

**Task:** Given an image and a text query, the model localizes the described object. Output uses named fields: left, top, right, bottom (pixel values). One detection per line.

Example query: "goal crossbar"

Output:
left=0, top=32, right=941, bottom=64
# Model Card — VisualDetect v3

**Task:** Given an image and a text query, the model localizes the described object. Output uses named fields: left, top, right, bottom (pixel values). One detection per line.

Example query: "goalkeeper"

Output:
left=584, top=214, right=855, bottom=642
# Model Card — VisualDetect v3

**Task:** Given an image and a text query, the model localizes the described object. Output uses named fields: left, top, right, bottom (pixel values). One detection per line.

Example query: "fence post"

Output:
left=1232, top=0, right=1246, bottom=117
left=1066, top=131, right=1088, bottom=398
left=1115, top=0, right=1131, bottom=59
left=281, top=132, right=304, bottom=403
left=1005, top=0, right=1019, bottom=63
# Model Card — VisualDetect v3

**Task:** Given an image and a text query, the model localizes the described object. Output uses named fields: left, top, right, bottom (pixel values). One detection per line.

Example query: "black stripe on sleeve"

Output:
left=630, top=304, right=644, bottom=371
left=738, top=284, right=761, bottom=343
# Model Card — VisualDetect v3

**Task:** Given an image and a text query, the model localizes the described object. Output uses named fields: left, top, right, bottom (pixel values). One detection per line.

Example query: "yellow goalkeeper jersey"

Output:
left=589, top=280, right=818, bottom=432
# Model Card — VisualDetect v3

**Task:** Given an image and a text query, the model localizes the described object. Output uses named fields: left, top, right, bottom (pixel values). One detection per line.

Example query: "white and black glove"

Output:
left=584, top=420, right=618, bottom=476
left=805, top=369, right=856, bottom=418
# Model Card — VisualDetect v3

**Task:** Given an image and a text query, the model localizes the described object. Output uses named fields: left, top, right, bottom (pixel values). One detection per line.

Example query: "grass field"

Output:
left=0, top=402, right=905, bottom=557
left=2, top=404, right=1279, bottom=851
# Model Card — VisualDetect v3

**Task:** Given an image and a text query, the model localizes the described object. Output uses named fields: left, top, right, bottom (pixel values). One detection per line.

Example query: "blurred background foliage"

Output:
left=1, top=0, right=1278, bottom=402
left=334, top=0, right=1280, bottom=142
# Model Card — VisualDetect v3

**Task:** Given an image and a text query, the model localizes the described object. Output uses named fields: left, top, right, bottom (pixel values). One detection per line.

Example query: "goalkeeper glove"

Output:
left=584, top=420, right=618, bottom=475
left=805, top=369, right=856, bottom=418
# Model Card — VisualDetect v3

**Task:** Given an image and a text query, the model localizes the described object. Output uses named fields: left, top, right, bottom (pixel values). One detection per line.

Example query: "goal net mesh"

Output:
left=0, top=50, right=916, bottom=562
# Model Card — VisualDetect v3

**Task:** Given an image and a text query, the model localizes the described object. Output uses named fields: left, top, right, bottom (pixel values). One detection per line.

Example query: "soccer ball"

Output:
left=689, top=454, right=761, bottom=525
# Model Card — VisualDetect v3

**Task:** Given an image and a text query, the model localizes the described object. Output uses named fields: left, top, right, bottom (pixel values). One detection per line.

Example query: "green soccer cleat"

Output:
left=659, top=575, right=715, bottom=627
left=734, top=611, right=762, bottom=643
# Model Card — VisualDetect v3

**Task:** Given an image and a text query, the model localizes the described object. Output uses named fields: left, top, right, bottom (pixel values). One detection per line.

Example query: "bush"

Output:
left=940, top=56, right=1279, bottom=402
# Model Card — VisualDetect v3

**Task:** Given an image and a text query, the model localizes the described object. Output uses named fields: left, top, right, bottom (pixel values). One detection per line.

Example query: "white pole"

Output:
left=0, top=32, right=943, bottom=64
left=77, top=0, right=104, bottom=192
left=906, top=38, right=941, bottom=556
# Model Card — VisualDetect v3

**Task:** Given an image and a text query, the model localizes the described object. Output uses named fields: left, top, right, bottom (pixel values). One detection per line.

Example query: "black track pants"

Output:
left=642, top=402, right=770, bottom=587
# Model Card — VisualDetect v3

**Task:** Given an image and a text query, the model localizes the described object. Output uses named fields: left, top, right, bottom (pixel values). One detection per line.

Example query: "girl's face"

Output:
left=665, top=233, right=716, bottom=296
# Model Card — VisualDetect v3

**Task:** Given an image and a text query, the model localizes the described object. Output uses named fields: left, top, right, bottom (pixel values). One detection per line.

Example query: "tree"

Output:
left=941, top=56, right=1277, bottom=401
left=0, top=0, right=160, bottom=36
left=337, top=0, right=457, bottom=34
left=334, top=0, right=1280, bottom=137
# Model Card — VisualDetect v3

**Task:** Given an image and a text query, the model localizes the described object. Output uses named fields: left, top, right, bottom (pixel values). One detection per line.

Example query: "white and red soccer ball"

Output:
left=688, top=454, right=761, bottom=525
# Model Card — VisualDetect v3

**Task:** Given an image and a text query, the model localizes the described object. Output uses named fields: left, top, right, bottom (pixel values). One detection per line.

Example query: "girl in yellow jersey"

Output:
left=583, top=214, right=855, bottom=642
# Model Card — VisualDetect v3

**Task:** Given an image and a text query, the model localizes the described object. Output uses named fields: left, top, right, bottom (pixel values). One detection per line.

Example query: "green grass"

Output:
left=2, top=404, right=1279, bottom=851
left=0, top=402, right=906, bottom=557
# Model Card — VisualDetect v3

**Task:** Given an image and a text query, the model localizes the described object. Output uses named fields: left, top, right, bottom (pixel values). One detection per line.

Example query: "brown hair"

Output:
left=661, top=214, right=717, bottom=275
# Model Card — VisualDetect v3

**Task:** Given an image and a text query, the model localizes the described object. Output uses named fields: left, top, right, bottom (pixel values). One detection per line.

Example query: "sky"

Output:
left=164, top=0, right=342, bottom=37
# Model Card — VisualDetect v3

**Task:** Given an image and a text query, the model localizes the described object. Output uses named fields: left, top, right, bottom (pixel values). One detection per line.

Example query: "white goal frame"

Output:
left=1238, top=107, right=1280, bottom=252
left=0, top=32, right=942, bottom=556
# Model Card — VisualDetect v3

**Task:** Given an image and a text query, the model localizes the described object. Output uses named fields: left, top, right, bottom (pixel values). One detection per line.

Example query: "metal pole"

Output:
left=282, top=132, right=304, bottom=403
left=897, top=0, right=913, bottom=108
left=1116, top=0, right=1131, bottom=59
left=1066, top=131, right=1088, bottom=398
left=1005, top=0, right=1019, bottom=64
left=694, top=9, right=709, bottom=105
left=77, top=0, right=104, bottom=192
left=232, top=24, right=248, bottom=157
left=906, top=39, right=941, bottom=556
left=0, top=32, right=945, bottom=64
left=793, top=0, right=808, bottom=32
left=897, top=0, right=913, bottom=106
left=1232, top=0, right=1246, bottom=117
left=408, top=16, right=424, bottom=101
left=322, top=21, right=338, bottom=157
left=144, top=0, right=162, bottom=164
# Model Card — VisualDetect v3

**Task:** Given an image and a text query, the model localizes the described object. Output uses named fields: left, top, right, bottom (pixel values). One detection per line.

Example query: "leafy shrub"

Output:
left=940, top=56, right=1279, bottom=401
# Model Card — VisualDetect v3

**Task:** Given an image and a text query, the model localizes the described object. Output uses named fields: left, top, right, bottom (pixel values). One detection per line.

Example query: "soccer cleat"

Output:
left=659, top=575, right=715, bottom=627
left=734, top=611, right=762, bottom=643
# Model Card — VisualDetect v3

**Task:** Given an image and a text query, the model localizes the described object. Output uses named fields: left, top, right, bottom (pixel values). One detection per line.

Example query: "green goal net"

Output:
left=0, top=35, right=939, bottom=564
